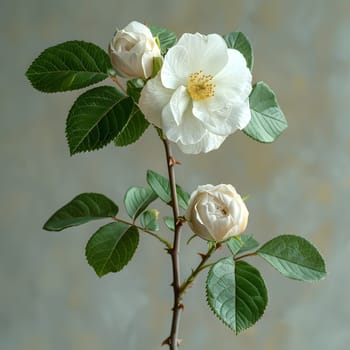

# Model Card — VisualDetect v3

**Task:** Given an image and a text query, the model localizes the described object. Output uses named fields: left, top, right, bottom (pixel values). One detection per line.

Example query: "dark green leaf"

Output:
left=163, top=216, right=175, bottom=231
left=140, top=209, right=159, bottom=231
left=227, top=234, right=260, bottom=256
left=257, top=235, right=327, bottom=281
left=206, top=258, right=268, bottom=334
left=244, top=81, right=288, bottom=143
left=114, top=106, right=149, bottom=147
left=124, top=186, right=157, bottom=220
left=43, top=193, right=118, bottom=231
left=126, top=79, right=145, bottom=103
left=146, top=170, right=190, bottom=210
left=25, top=41, right=112, bottom=93
left=149, top=25, right=177, bottom=55
left=86, top=222, right=139, bottom=277
left=223, top=32, right=253, bottom=70
left=66, top=86, right=134, bottom=155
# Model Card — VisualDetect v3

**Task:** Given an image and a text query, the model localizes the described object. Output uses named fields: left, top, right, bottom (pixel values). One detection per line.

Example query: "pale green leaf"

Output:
left=140, top=209, right=159, bottom=231
left=163, top=216, right=175, bottom=231
left=244, top=81, right=287, bottom=143
left=223, top=31, right=253, bottom=70
left=146, top=170, right=190, bottom=210
left=124, top=186, right=157, bottom=220
left=206, top=258, right=268, bottom=334
left=227, top=234, right=259, bottom=256
left=149, top=25, right=177, bottom=55
left=257, top=235, right=327, bottom=281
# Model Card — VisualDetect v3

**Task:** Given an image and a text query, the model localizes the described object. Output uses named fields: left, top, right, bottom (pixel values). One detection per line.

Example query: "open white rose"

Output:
left=139, top=33, right=252, bottom=154
left=109, top=21, right=161, bottom=79
left=185, top=184, right=249, bottom=242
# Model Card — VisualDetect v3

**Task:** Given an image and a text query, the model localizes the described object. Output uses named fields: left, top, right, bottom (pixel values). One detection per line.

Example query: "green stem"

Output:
left=234, top=252, right=257, bottom=261
left=179, top=244, right=217, bottom=295
left=111, top=217, right=172, bottom=249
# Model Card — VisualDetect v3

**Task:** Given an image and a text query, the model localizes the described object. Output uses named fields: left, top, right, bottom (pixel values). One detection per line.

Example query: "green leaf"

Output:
left=25, top=41, right=112, bottom=93
left=206, top=258, right=268, bottom=334
left=124, top=186, right=157, bottom=220
left=114, top=105, right=149, bottom=147
left=146, top=170, right=190, bottom=210
left=163, top=216, right=175, bottom=231
left=86, top=222, right=139, bottom=277
left=149, top=25, right=177, bottom=55
left=126, top=78, right=145, bottom=103
left=43, top=193, right=118, bottom=231
left=66, top=86, right=134, bottom=155
left=227, top=234, right=260, bottom=256
left=257, top=235, right=327, bottom=281
left=244, top=82, right=288, bottom=143
left=140, top=209, right=159, bottom=231
left=223, top=32, right=253, bottom=70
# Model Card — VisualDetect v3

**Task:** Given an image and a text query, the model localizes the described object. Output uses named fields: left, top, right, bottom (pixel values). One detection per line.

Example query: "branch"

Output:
left=179, top=244, right=217, bottom=295
left=111, top=217, right=172, bottom=249
left=162, top=138, right=182, bottom=350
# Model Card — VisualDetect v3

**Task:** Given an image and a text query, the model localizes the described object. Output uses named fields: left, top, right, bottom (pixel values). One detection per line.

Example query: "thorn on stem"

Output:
left=216, top=243, right=222, bottom=250
left=179, top=303, right=184, bottom=310
left=198, top=252, right=207, bottom=260
left=161, top=337, right=171, bottom=346
left=169, top=156, right=181, bottom=167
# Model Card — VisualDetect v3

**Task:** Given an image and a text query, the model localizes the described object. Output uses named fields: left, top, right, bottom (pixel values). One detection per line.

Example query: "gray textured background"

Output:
left=1, top=0, right=349, bottom=349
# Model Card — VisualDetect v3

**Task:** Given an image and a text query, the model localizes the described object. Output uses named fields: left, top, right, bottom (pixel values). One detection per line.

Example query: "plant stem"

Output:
left=111, top=217, right=172, bottom=249
left=234, top=251, right=257, bottom=261
left=179, top=244, right=217, bottom=295
left=109, top=75, right=127, bottom=94
left=162, top=138, right=182, bottom=350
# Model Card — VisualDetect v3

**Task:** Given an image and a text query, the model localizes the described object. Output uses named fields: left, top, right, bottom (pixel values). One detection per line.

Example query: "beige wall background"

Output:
left=1, top=0, right=349, bottom=349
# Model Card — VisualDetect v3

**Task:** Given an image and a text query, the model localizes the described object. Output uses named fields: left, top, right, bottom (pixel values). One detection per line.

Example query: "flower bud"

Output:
left=185, top=184, right=249, bottom=242
left=108, top=21, right=162, bottom=79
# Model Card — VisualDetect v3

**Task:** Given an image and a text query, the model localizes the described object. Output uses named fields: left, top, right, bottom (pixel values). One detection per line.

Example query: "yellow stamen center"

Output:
left=187, top=70, right=215, bottom=101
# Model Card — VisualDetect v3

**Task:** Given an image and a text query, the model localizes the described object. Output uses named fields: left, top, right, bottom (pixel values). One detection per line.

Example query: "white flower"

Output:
left=185, top=184, right=249, bottom=242
left=109, top=21, right=161, bottom=79
left=139, top=33, right=252, bottom=154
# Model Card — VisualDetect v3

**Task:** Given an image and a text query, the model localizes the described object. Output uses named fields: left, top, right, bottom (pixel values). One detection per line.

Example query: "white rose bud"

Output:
left=185, top=184, right=249, bottom=242
left=109, top=21, right=162, bottom=79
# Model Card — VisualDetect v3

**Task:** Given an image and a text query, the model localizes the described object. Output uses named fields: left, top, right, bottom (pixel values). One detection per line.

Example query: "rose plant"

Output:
left=25, top=20, right=326, bottom=349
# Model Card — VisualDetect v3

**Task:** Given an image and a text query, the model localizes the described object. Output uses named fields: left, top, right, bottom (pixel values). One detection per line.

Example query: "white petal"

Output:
left=138, top=74, right=172, bottom=127
left=169, top=86, right=190, bottom=125
left=162, top=103, right=206, bottom=144
left=176, top=131, right=227, bottom=154
left=192, top=101, right=238, bottom=136
left=176, top=33, right=228, bottom=76
left=214, top=49, right=252, bottom=100
left=161, top=45, right=190, bottom=89
left=123, top=21, right=153, bottom=37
